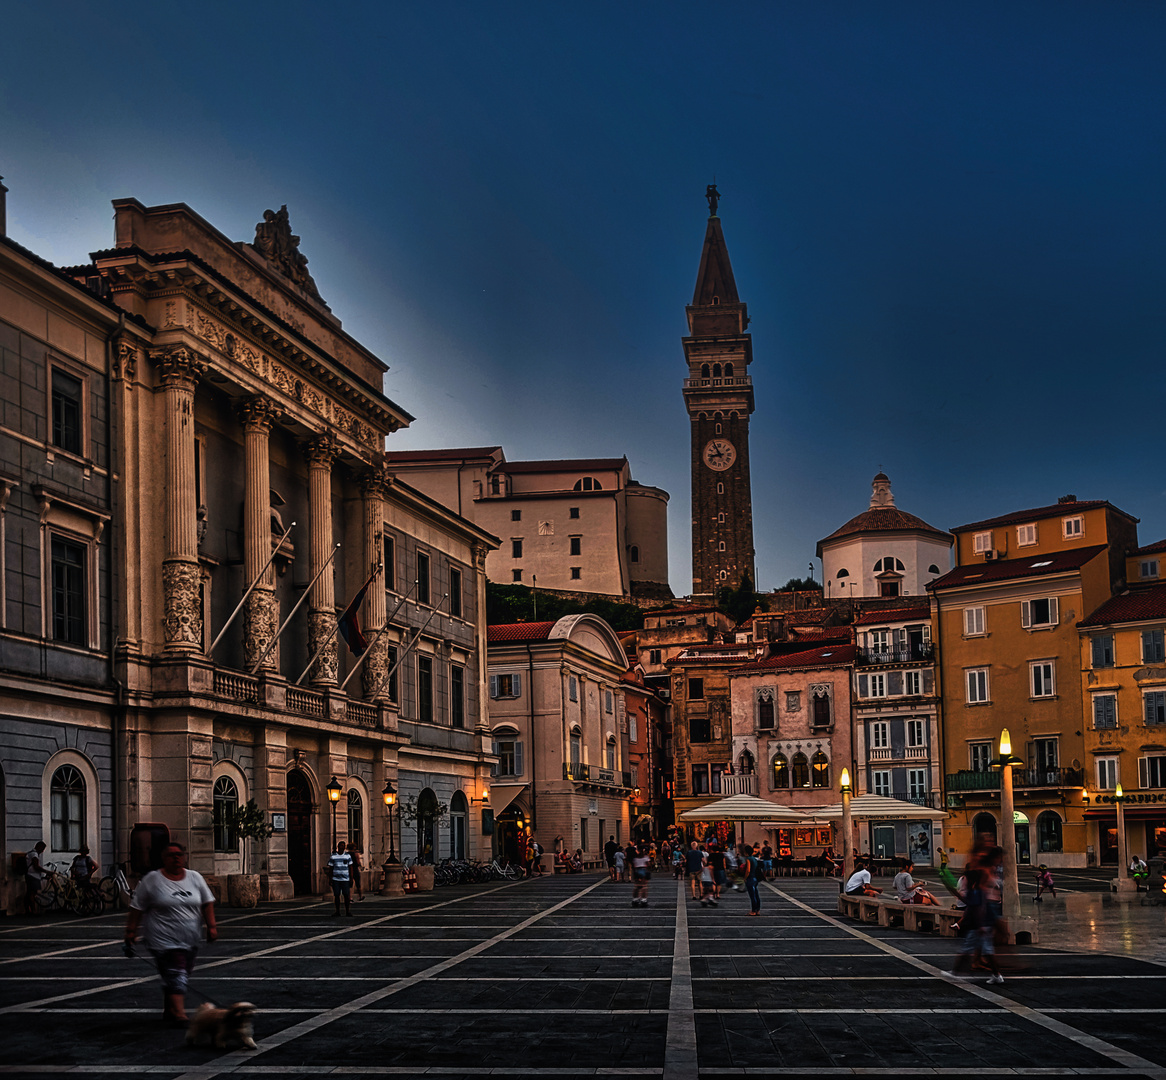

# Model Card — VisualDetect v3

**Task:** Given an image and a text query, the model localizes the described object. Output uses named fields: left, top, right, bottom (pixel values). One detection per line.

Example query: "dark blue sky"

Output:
left=4, top=3, right=1163, bottom=595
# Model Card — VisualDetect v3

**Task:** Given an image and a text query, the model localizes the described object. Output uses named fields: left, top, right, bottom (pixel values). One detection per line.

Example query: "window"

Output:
left=511, top=539, right=523, bottom=559
left=50, top=765, right=85, bottom=852
left=1145, top=691, right=1166, bottom=726
left=757, top=692, right=774, bottom=729
left=964, top=607, right=985, bottom=636
left=927, top=563, right=941, bottom=575
left=907, top=719, right=924, bottom=747
left=973, top=531, right=992, bottom=554
left=867, top=674, right=886, bottom=698
left=604, top=689, right=613, bottom=714
left=347, top=789, right=363, bottom=851
left=213, top=777, right=239, bottom=852
left=1142, top=629, right=1165, bottom=664
left=1141, top=559, right=1160, bottom=580
left=880, top=581, right=900, bottom=598
left=1093, top=694, right=1117, bottom=729
left=688, top=677, right=704, bottom=700
left=490, top=474, right=501, bottom=495
left=970, top=742, right=991, bottom=772
left=869, top=629, right=889, bottom=652
left=791, top=752, right=809, bottom=788
left=383, top=535, right=396, bottom=591
left=570, top=567, right=581, bottom=580
left=907, top=769, right=927, bottom=799
left=416, top=552, right=430, bottom=605
left=718, top=541, right=726, bottom=552
left=811, top=751, right=829, bottom=788
left=449, top=568, right=462, bottom=619
left=872, top=770, right=890, bottom=796
left=1021, top=597, right=1059, bottom=629
left=1017, top=523, right=1038, bottom=547
left=966, top=668, right=989, bottom=704
left=512, top=569, right=523, bottom=582
left=490, top=672, right=521, bottom=699
left=50, top=535, right=87, bottom=645
left=772, top=753, right=789, bottom=789
left=569, top=536, right=581, bottom=556
left=629, top=714, right=638, bottom=743
left=511, top=509, right=521, bottom=522
left=717, top=483, right=723, bottom=495
left=494, top=738, right=523, bottom=777
left=385, top=645, right=398, bottom=702
left=1036, top=811, right=1062, bottom=853
left=573, top=477, right=601, bottom=491
left=649, top=649, right=661, bottom=665
left=569, top=507, right=580, bottom=519
left=904, top=671, right=922, bottom=696
left=1034, top=738, right=1058, bottom=771
left=51, top=367, right=84, bottom=455
left=692, top=764, right=710, bottom=795
left=1030, top=661, right=1056, bottom=698
left=1062, top=516, right=1083, bottom=539
left=630, top=545, right=639, bottom=563
left=690, top=715, right=711, bottom=742
left=1096, top=757, right=1118, bottom=790
left=871, top=722, right=889, bottom=749
left=417, top=656, right=433, bottom=722
left=1092, top=635, right=1115, bottom=668
left=569, top=675, right=578, bottom=702
left=606, top=739, right=616, bottom=770
left=1140, top=755, right=1166, bottom=788
left=450, top=664, right=465, bottom=728
left=569, top=731, right=581, bottom=764
left=811, top=687, right=831, bottom=728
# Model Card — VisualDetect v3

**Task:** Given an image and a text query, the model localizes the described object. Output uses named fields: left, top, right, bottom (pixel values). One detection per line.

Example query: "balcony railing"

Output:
left=946, top=767, right=1085, bottom=793
left=869, top=745, right=929, bottom=763
left=721, top=773, right=757, bottom=797
left=857, top=644, right=933, bottom=665
left=563, top=763, right=632, bottom=788
left=213, top=670, right=259, bottom=703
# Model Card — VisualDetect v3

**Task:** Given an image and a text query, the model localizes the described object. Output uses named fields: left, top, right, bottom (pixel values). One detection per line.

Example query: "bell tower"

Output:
left=683, top=187, right=755, bottom=596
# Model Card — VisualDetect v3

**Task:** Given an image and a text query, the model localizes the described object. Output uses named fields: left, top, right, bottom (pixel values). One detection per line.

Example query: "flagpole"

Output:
left=249, top=543, right=340, bottom=675
left=209, top=521, right=296, bottom=656
left=367, top=593, right=448, bottom=703
left=338, top=578, right=420, bottom=693
left=294, top=562, right=383, bottom=686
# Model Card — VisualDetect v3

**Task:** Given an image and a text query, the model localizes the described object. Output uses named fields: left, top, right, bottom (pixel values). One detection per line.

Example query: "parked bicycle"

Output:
left=96, top=861, right=135, bottom=910
left=36, top=863, right=105, bottom=916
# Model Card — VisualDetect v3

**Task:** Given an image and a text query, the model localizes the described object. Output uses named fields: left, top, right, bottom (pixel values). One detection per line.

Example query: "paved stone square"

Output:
left=1, top=871, right=1164, bottom=1078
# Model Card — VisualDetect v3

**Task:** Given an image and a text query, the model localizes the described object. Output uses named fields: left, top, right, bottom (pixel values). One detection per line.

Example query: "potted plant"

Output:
left=400, top=795, right=448, bottom=890
left=226, top=799, right=274, bottom=908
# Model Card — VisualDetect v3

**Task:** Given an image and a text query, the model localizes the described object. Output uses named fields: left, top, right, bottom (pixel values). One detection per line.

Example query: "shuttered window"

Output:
left=1021, top=597, right=1058, bottom=629
left=1092, top=694, right=1117, bottom=729
left=1142, top=629, right=1165, bottom=663
left=1145, top=691, right=1166, bottom=726
left=964, top=607, right=984, bottom=635
left=1091, top=635, right=1114, bottom=668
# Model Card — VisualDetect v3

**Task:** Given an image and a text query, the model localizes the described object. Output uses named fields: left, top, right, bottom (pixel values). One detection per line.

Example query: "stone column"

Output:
left=472, top=542, right=490, bottom=730
left=158, top=347, right=207, bottom=650
left=305, top=435, right=340, bottom=685
left=238, top=396, right=282, bottom=671
left=359, top=468, right=389, bottom=700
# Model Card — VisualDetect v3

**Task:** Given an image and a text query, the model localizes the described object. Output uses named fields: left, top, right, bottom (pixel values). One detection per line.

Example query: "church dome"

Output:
left=816, top=473, right=949, bottom=556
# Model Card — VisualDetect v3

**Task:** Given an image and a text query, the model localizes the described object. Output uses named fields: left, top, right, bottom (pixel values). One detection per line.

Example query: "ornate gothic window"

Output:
left=810, top=684, right=832, bottom=728
left=791, top=752, right=810, bottom=789
left=771, top=752, right=788, bottom=789
left=811, top=751, right=829, bottom=788
left=757, top=689, right=775, bottom=729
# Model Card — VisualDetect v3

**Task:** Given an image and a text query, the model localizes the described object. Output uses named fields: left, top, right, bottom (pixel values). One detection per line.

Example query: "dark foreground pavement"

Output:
left=1, top=872, right=1164, bottom=1078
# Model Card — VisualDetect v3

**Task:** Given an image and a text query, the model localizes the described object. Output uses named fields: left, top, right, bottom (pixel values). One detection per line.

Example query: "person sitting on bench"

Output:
left=892, top=860, right=939, bottom=905
left=844, top=860, right=881, bottom=897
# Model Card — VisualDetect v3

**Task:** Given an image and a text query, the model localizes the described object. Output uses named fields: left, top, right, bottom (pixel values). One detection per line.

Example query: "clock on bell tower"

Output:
left=683, top=189, right=756, bottom=596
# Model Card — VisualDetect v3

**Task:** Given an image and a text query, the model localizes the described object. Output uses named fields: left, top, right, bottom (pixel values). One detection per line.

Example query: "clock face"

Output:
left=703, top=439, right=736, bottom=471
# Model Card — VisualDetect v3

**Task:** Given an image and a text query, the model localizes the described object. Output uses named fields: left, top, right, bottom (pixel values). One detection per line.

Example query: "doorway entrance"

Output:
left=872, top=825, right=896, bottom=859
left=1014, top=824, right=1031, bottom=865
left=287, top=770, right=314, bottom=896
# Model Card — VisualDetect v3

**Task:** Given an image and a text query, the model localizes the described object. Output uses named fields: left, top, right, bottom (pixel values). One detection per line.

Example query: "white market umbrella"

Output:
left=679, top=793, right=814, bottom=822
left=810, top=793, right=948, bottom=821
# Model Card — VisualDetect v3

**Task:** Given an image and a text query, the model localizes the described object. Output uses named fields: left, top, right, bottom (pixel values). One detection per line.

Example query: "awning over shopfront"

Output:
left=810, top=794, right=948, bottom=821
left=488, top=783, right=528, bottom=817
left=680, top=794, right=819, bottom=822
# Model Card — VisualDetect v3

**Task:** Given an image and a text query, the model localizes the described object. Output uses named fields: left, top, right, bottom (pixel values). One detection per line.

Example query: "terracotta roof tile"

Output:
left=855, top=606, right=930, bottom=626
left=1134, top=539, right=1166, bottom=556
left=789, top=627, right=853, bottom=642
left=817, top=507, right=950, bottom=551
left=954, top=499, right=1135, bottom=533
left=928, top=545, right=1108, bottom=590
left=734, top=644, right=857, bottom=673
left=784, top=607, right=836, bottom=625
left=1079, top=584, right=1166, bottom=628
left=487, top=620, right=557, bottom=642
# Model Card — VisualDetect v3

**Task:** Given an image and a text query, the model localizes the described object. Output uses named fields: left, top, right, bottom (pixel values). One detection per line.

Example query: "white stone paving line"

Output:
left=0, top=879, right=525, bottom=1015
left=664, top=879, right=697, bottom=1080
left=765, top=882, right=1166, bottom=1080
left=156, top=876, right=610, bottom=1080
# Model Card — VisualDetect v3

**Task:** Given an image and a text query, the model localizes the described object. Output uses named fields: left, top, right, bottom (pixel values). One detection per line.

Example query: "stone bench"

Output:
left=838, top=892, right=963, bottom=936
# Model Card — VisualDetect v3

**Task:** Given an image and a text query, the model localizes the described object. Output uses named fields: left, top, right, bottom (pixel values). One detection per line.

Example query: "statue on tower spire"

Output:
left=705, top=183, right=720, bottom=217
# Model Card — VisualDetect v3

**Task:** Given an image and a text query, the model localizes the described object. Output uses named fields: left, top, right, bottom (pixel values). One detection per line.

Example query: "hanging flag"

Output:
left=337, top=569, right=377, bottom=656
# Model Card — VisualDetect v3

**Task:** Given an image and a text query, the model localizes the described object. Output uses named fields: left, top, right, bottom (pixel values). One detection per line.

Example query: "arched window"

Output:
left=873, top=559, right=883, bottom=572
left=739, top=750, right=755, bottom=775
left=836, top=568, right=849, bottom=578
left=772, top=753, right=788, bottom=789
left=213, top=777, right=239, bottom=853
left=718, top=541, right=726, bottom=551
left=791, top=752, right=810, bottom=789
left=811, top=751, right=829, bottom=788
left=573, top=477, right=601, bottom=491
left=757, top=691, right=774, bottom=729
left=700, top=364, right=710, bottom=378
left=717, top=483, right=724, bottom=495
left=1037, top=811, right=1063, bottom=853
left=606, top=737, right=617, bottom=771
left=449, top=791, right=468, bottom=860
left=50, top=765, right=85, bottom=852
left=347, top=788, right=364, bottom=852
left=629, top=545, right=639, bottom=563
left=972, top=812, right=997, bottom=841
left=416, top=788, right=439, bottom=864
left=928, top=564, right=940, bottom=575
left=715, top=422, right=722, bottom=435
left=717, top=513, right=725, bottom=523
left=712, top=364, right=721, bottom=377
left=724, top=363, right=734, bottom=376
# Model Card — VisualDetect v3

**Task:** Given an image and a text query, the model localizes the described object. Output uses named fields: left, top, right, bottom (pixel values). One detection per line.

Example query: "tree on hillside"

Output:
left=717, top=572, right=757, bottom=626
left=777, top=576, right=823, bottom=593
left=485, top=583, right=645, bottom=632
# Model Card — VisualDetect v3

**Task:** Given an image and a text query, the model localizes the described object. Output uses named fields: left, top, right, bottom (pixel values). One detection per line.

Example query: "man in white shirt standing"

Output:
left=327, top=841, right=354, bottom=916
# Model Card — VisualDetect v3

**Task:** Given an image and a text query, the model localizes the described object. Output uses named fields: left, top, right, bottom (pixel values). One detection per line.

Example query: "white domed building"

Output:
left=817, top=474, right=953, bottom=600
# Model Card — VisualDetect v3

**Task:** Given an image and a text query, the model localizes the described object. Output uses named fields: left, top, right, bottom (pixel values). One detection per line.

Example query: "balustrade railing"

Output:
left=721, top=773, right=757, bottom=797
left=213, top=670, right=259, bottom=703
left=287, top=687, right=326, bottom=718
left=346, top=701, right=377, bottom=728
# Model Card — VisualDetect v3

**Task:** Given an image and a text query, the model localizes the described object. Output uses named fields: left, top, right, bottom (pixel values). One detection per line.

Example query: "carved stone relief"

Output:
left=362, top=638, right=390, bottom=701
left=244, top=587, right=279, bottom=670
left=163, top=559, right=203, bottom=647
left=307, top=609, right=338, bottom=684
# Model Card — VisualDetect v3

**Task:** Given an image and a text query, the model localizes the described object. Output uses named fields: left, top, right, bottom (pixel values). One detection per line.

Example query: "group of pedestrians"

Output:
left=680, top=839, right=762, bottom=914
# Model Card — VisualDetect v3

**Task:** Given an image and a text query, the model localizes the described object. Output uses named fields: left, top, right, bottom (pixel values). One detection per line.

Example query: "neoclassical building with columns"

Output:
left=1, top=193, right=498, bottom=902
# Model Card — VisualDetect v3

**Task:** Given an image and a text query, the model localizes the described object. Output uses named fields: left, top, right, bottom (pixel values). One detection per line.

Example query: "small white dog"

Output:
left=185, top=1001, right=258, bottom=1050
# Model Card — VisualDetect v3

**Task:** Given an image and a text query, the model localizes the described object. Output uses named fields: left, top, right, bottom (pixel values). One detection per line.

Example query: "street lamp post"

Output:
left=992, top=729, right=1038, bottom=944
left=326, top=775, right=342, bottom=858
left=382, top=781, right=398, bottom=864
left=840, top=768, right=853, bottom=884
left=1113, top=783, right=1136, bottom=893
